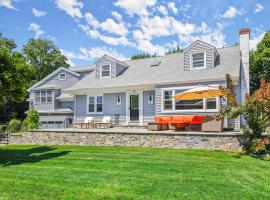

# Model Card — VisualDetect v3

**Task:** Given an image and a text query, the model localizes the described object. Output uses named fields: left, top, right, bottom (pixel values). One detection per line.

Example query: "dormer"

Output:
left=183, top=40, right=219, bottom=71
left=95, top=54, right=128, bottom=79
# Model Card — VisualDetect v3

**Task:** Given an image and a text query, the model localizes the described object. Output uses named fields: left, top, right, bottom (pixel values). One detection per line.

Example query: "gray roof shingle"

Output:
left=66, top=45, right=240, bottom=92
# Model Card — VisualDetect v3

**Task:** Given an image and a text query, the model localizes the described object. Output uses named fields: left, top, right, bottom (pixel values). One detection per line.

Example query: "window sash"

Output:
left=162, top=89, right=217, bottom=111
left=192, top=53, right=205, bottom=68
left=59, top=73, right=66, bottom=80
left=35, top=91, right=41, bottom=103
left=101, top=65, right=111, bottom=78
left=88, top=96, right=103, bottom=113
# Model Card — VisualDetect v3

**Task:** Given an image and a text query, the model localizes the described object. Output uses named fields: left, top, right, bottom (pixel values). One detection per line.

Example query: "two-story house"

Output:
left=29, top=28, right=250, bottom=130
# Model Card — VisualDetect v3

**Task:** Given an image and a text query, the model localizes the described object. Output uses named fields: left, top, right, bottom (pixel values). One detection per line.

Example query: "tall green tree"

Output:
left=0, top=34, right=34, bottom=122
left=22, top=38, right=70, bottom=81
left=0, top=33, right=34, bottom=106
left=250, top=31, right=270, bottom=93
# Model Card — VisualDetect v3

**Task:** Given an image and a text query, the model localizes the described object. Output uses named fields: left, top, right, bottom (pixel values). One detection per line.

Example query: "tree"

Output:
left=22, top=38, right=70, bottom=81
left=166, top=45, right=183, bottom=55
left=250, top=31, right=270, bottom=93
left=0, top=33, right=34, bottom=107
left=131, top=53, right=155, bottom=60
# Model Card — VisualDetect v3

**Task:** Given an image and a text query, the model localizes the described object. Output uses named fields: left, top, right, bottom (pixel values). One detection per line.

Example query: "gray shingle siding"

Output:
left=143, top=91, right=155, bottom=124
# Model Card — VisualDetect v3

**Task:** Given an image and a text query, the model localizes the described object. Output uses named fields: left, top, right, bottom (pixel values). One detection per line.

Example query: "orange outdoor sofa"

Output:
left=155, top=115, right=206, bottom=130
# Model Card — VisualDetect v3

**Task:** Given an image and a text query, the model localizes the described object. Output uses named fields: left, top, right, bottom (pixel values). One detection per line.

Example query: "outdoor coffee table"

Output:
left=170, top=123, right=189, bottom=131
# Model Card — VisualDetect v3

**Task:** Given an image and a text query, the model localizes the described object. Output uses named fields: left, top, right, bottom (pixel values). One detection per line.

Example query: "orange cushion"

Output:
left=190, top=116, right=206, bottom=125
left=155, top=116, right=172, bottom=125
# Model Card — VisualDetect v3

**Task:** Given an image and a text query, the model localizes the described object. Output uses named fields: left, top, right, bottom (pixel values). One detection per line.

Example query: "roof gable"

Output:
left=28, top=67, right=80, bottom=91
left=184, top=40, right=219, bottom=56
left=96, top=54, right=128, bottom=67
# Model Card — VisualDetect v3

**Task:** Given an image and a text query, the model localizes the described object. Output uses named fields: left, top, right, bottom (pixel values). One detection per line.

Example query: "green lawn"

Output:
left=0, top=145, right=269, bottom=200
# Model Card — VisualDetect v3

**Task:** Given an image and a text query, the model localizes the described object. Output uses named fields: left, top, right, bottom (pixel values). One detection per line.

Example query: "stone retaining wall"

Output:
left=9, top=130, right=244, bottom=151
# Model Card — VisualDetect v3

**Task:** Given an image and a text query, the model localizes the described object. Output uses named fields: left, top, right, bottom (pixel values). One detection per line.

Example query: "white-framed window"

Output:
left=87, top=96, right=103, bottom=113
left=148, top=94, right=154, bottom=104
left=162, top=87, right=218, bottom=112
left=35, top=91, right=41, bottom=103
left=34, top=90, right=53, bottom=104
left=116, top=95, right=122, bottom=105
left=163, top=91, right=173, bottom=110
left=59, top=73, right=66, bottom=80
left=191, top=52, right=206, bottom=69
left=100, top=64, right=111, bottom=78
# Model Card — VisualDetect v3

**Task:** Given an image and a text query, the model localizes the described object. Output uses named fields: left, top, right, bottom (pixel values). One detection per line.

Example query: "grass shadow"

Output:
left=0, top=146, right=70, bottom=167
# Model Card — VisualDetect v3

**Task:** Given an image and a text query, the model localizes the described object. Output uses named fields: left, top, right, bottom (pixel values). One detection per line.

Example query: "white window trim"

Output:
left=190, top=51, right=207, bottom=70
left=59, top=73, right=66, bottom=80
left=116, top=95, right=122, bottom=105
left=34, top=90, right=53, bottom=104
left=161, top=85, right=219, bottom=113
left=148, top=94, right=154, bottom=104
left=86, top=95, right=104, bottom=114
left=100, top=64, right=112, bottom=78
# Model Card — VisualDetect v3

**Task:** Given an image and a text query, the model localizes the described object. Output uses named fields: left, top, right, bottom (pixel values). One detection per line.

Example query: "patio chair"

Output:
left=74, top=116, right=93, bottom=128
left=92, top=116, right=112, bottom=129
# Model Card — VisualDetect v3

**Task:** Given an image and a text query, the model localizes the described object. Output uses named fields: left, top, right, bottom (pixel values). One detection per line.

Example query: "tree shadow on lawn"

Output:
left=0, top=146, right=70, bottom=167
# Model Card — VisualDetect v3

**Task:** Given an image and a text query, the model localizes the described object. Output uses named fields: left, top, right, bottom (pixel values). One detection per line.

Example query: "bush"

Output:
left=6, top=119, right=21, bottom=133
left=22, top=109, right=40, bottom=131
left=221, top=80, right=270, bottom=158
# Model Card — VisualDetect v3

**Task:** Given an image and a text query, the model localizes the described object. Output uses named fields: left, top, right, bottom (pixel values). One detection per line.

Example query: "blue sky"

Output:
left=0, top=0, right=269, bottom=66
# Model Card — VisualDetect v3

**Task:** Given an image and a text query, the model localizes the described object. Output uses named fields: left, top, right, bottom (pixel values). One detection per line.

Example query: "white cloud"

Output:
left=168, top=2, right=178, bottom=14
left=55, top=0, right=83, bottom=18
left=250, top=32, right=265, bottom=50
left=79, top=46, right=128, bottom=61
left=111, top=11, right=123, bottom=21
left=60, top=49, right=76, bottom=66
left=85, top=12, right=128, bottom=36
left=28, top=23, right=44, bottom=38
left=79, top=24, right=132, bottom=46
left=85, top=12, right=100, bottom=28
left=114, top=0, right=156, bottom=16
left=32, top=8, right=46, bottom=17
left=222, top=6, right=243, bottom=18
left=136, top=39, right=166, bottom=55
left=0, top=0, right=15, bottom=9
left=100, top=18, right=128, bottom=36
left=255, top=4, right=264, bottom=13
left=157, top=5, right=168, bottom=16
left=178, top=23, right=226, bottom=48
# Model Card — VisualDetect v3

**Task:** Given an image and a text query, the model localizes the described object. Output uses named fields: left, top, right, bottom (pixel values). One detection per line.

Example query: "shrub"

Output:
left=6, top=119, right=21, bottom=133
left=220, top=79, right=270, bottom=158
left=22, top=109, right=40, bottom=131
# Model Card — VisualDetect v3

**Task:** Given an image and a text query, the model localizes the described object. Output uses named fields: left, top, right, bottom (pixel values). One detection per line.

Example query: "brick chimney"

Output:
left=239, top=28, right=250, bottom=102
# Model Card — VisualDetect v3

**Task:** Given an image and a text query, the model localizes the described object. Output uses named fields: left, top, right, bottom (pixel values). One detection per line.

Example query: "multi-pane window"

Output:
left=88, top=97, right=95, bottom=113
left=101, top=64, right=111, bottom=78
left=88, top=96, right=103, bottom=113
left=163, top=91, right=173, bottom=110
left=206, top=98, right=217, bottom=110
left=175, top=89, right=203, bottom=110
left=35, top=91, right=41, bottom=102
left=116, top=96, right=122, bottom=105
left=41, top=91, right=47, bottom=103
left=192, top=53, right=205, bottom=68
left=163, top=89, right=217, bottom=111
left=96, top=96, right=103, bottom=112
left=148, top=94, right=154, bottom=104
left=35, top=90, right=53, bottom=103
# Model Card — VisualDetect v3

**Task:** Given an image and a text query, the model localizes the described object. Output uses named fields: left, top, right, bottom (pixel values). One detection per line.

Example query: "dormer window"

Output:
left=59, top=73, right=66, bottom=80
left=191, top=52, right=206, bottom=69
left=101, top=64, right=111, bottom=78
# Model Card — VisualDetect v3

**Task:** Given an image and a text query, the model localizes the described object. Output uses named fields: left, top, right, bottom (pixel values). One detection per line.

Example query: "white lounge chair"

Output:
left=74, top=116, right=93, bottom=128
left=92, top=116, right=112, bottom=128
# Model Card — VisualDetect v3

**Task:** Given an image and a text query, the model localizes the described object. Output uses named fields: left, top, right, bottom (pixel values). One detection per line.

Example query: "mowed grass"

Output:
left=0, top=145, right=270, bottom=200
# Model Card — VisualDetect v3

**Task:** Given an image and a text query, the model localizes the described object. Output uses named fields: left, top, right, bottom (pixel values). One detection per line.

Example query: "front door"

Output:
left=130, top=95, right=139, bottom=121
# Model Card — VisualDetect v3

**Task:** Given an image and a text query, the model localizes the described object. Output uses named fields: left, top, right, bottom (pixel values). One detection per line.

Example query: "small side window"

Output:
left=116, top=96, right=122, bottom=105
left=59, top=73, right=66, bottom=80
left=148, top=94, right=154, bottom=104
